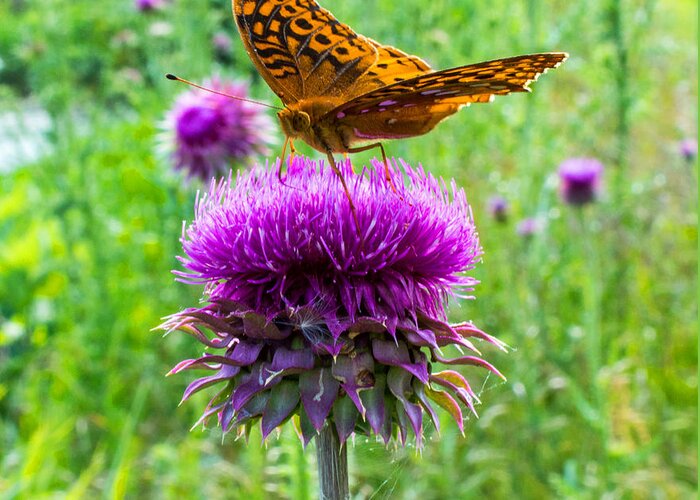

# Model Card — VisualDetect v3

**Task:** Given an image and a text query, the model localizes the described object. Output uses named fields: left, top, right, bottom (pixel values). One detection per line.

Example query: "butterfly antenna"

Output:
left=165, top=74, right=283, bottom=111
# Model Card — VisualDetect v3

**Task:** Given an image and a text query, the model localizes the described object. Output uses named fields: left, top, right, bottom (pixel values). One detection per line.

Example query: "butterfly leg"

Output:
left=277, top=136, right=290, bottom=184
left=278, top=137, right=293, bottom=182
left=277, top=138, right=303, bottom=191
left=325, top=151, right=360, bottom=232
left=289, top=139, right=297, bottom=163
left=347, top=142, right=399, bottom=195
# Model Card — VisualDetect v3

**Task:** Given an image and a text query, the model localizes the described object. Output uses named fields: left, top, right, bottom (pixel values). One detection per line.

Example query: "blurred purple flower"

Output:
left=163, top=77, right=275, bottom=181
left=680, top=138, right=697, bottom=162
left=161, top=157, right=505, bottom=446
left=135, top=0, right=165, bottom=12
left=488, top=195, right=508, bottom=223
left=111, top=29, right=138, bottom=48
left=212, top=32, right=233, bottom=58
left=516, top=217, right=540, bottom=237
left=557, top=157, right=604, bottom=206
left=117, top=67, right=143, bottom=85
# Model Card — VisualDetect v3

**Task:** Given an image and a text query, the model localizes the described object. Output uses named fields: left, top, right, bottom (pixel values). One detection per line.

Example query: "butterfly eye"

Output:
left=292, top=112, right=311, bottom=132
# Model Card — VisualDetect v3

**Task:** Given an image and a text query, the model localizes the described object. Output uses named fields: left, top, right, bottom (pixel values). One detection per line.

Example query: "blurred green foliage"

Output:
left=0, top=0, right=696, bottom=498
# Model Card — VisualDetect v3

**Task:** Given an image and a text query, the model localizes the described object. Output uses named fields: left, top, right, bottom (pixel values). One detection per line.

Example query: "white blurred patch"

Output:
left=0, top=101, right=52, bottom=172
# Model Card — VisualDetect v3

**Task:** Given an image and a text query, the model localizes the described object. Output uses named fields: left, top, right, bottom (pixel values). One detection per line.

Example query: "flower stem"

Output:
left=315, top=423, right=349, bottom=500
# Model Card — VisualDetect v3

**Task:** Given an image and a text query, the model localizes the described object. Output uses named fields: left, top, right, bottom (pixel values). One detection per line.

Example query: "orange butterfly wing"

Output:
left=233, top=0, right=567, bottom=152
left=326, top=53, right=569, bottom=141
left=234, top=0, right=373, bottom=102
left=361, top=41, right=433, bottom=88
left=233, top=0, right=434, bottom=104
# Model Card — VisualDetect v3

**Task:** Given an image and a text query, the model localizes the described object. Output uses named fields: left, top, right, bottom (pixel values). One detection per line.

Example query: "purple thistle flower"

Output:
left=135, top=0, right=164, bottom=12
left=487, top=195, right=509, bottom=223
left=212, top=32, right=233, bottom=59
left=161, top=157, right=506, bottom=446
left=162, top=77, right=275, bottom=181
left=516, top=217, right=540, bottom=237
left=557, top=157, right=604, bottom=206
left=679, top=138, right=697, bottom=162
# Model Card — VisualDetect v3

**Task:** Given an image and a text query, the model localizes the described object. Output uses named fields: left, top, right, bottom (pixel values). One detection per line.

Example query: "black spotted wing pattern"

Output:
left=234, top=0, right=382, bottom=102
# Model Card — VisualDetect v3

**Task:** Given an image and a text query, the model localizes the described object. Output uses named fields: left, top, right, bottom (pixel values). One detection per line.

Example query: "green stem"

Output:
left=577, top=209, right=609, bottom=481
left=315, top=423, right=349, bottom=500
left=605, top=0, right=632, bottom=348
left=607, top=0, right=631, bottom=193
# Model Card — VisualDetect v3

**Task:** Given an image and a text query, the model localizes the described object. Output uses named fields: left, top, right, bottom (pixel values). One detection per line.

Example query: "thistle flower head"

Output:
left=162, top=77, right=275, bottom=181
left=162, top=157, right=505, bottom=446
left=680, top=138, right=697, bottom=162
left=487, top=195, right=509, bottom=223
left=135, top=0, right=165, bottom=12
left=557, top=157, right=604, bottom=206
left=212, top=32, right=233, bottom=59
left=516, top=217, right=540, bottom=237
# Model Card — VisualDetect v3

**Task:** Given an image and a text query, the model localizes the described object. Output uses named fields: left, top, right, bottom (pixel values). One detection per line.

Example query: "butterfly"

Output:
left=233, top=0, right=567, bottom=198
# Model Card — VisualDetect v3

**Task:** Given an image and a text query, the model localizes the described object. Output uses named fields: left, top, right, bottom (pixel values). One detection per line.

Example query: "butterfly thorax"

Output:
left=278, top=98, right=350, bottom=154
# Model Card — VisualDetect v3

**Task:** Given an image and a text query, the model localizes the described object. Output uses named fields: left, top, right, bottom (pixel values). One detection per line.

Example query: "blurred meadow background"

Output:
left=0, top=0, right=697, bottom=498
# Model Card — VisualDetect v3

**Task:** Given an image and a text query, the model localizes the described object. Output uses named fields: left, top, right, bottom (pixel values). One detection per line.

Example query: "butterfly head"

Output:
left=278, top=108, right=312, bottom=141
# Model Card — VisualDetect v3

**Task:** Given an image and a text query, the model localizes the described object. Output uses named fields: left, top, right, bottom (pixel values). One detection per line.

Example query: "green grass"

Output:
left=0, top=0, right=697, bottom=498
